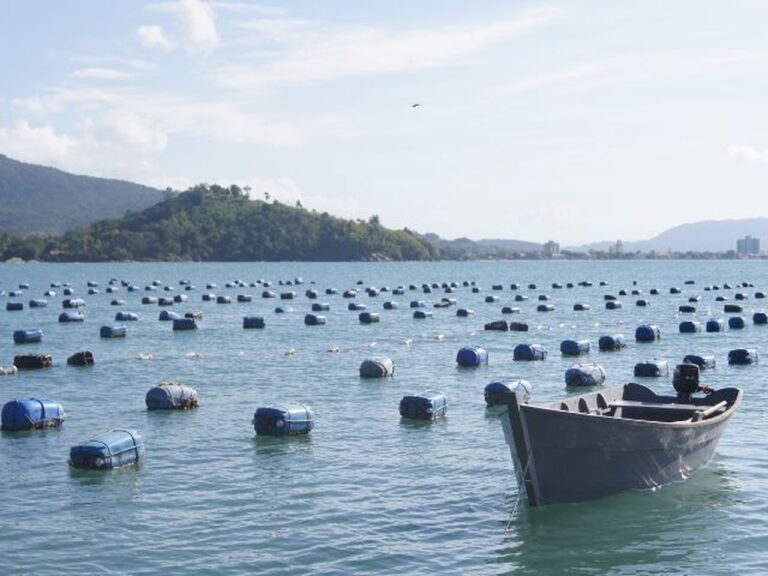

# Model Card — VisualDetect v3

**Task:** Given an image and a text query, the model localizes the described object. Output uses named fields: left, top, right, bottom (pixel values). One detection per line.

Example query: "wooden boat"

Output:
left=502, top=376, right=742, bottom=506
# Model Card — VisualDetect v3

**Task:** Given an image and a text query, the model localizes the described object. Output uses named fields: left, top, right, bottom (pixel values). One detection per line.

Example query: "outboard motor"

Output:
left=673, top=363, right=700, bottom=401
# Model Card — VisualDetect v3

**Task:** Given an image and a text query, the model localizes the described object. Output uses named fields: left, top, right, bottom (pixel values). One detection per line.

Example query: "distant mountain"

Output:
left=0, top=184, right=437, bottom=262
left=0, top=154, right=165, bottom=235
left=571, top=218, right=768, bottom=253
left=423, top=233, right=541, bottom=257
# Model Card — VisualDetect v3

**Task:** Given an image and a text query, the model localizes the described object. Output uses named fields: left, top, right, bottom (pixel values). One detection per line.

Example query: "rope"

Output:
left=504, top=451, right=532, bottom=537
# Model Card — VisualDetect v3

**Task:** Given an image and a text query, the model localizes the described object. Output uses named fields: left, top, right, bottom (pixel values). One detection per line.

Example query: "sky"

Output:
left=1, top=0, right=768, bottom=245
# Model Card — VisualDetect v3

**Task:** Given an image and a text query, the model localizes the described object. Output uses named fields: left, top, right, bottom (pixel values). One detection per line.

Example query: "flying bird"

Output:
left=411, top=103, right=421, bottom=108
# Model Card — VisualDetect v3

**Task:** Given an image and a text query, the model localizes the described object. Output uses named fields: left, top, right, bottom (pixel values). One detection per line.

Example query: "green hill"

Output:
left=1, top=184, right=437, bottom=262
left=0, top=154, right=165, bottom=235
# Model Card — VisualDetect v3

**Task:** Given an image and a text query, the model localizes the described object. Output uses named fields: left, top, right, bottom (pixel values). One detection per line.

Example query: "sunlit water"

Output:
left=1, top=261, right=767, bottom=575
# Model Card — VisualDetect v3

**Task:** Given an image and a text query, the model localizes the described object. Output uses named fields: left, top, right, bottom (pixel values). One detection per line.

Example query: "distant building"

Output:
left=737, top=235, right=760, bottom=256
left=608, top=240, right=624, bottom=255
left=543, top=240, right=560, bottom=257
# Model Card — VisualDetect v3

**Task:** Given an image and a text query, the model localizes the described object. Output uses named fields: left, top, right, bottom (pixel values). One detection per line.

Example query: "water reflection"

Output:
left=495, top=462, right=737, bottom=575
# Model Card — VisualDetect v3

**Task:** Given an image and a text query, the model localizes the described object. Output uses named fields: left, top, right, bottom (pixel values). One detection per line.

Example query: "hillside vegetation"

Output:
left=0, top=154, right=165, bottom=235
left=0, top=184, right=437, bottom=262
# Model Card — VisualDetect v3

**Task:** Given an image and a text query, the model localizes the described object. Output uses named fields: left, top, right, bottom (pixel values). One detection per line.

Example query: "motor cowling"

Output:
left=673, top=363, right=700, bottom=399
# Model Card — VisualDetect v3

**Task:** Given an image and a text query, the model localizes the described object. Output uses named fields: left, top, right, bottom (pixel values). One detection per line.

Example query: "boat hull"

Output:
left=502, top=384, right=741, bottom=506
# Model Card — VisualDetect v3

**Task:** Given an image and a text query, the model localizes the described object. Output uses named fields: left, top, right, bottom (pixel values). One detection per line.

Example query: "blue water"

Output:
left=1, top=260, right=767, bottom=575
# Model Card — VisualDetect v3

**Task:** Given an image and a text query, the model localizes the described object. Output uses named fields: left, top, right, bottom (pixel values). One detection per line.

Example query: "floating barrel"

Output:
left=348, top=302, right=367, bottom=311
left=274, top=306, right=292, bottom=314
left=29, top=299, right=48, bottom=308
left=100, top=325, right=127, bottom=338
left=173, top=318, right=197, bottom=331
left=185, top=310, right=203, bottom=319
left=243, top=316, right=266, bottom=329
left=456, top=308, right=474, bottom=317
left=343, top=290, right=357, bottom=298
left=564, top=363, right=606, bottom=387
left=755, top=292, right=766, bottom=299
left=484, top=320, right=508, bottom=331
left=383, top=301, right=398, bottom=310
left=649, top=288, right=659, bottom=295
left=456, top=345, right=489, bottom=367
left=484, top=379, right=531, bottom=407
left=724, top=304, right=743, bottom=313
left=1, top=398, right=65, bottom=431
left=145, top=381, right=199, bottom=410
left=605, top=301, right=622, bottom=310
left=635, top=324, right=660, bottom=342
left=14, top=354, right=52, bottom=370
left=216, top=296, right=231, bottom=304
left=603, top=294, right=617, bottom=301
left=705, top=319, right=725, bottom=333
left=304, top=314, right=326, bottom=325
left=514, top=294, right=528, bottom=302
left=88, top=288, right=99, bottom=295
left=173, top=294, right=188, bottom=303
left=410, top=300, right=426, bottom=308
left=472, top=286, right=481, bottom=293
left=513, top=344, right=547, bottom=361
left=735, top=293, right=747, bottom=301
left=560, top=339, right=590, bottom=356
left=305, top=289, right=318, bottom=299
left=359, top=356, right=395, bottom=378
left=509, top=322, right=529, bottom=332
left=157, top=297, right=174, bottom=306
left=598, top=334, right=626, bottom=351
left=492, top=284, right=503, bottom=291
left=682, top=354, right=716, bottom=370
left=537, top=304, right=554, bottom=312
left=67, top=351, right=94, bottom=366
left=728, top=348, right=758, bottom=365
left=392, top=288, right=405, bottom=295
left=366, top=287, right=380, bottom=297
left=6, top=301, right=23, bottom=311
left=635, top=299, right=649, bottom=307
left=679, top=320, right=702, bottom=333
left=501, top=306, right=520, bottom=314
left=538, top=294, right=550, bottom=301
left=634, top=360, right=669, bottom=377
left=753, top=312, right=768, bottom=325
left=510, top=283, right=520, bottom=289
left=115, top=312, right=139, bottom=321
left=63, top=288, right=74, bottom=296
left=312, top=302, right=330, bottom=312
left=715, top=296, right=727, bottom=302
left=413, top=310, right=432, bottom=319
left=261, top=291, right=276, bottom=299
left=359, top=312, right=380, bottom=324
left=618, top=289, right=627, bottom=296
left=689, top=296, right=701, bottom=303
left=59, top=310, right=85, bottom=322
left=670, top=287, right=681, bottom=294
left=528, top=284, right=537, bottom=290
left=253, top=405, right=314, bottom=436
left=69, top=429, right=145, bottom=470
left=142, top=296, right=158, bottom=305
left=280, top=291, right=296, bottom=300
left=13, top=329, right=43, bottom=344
left=728, top=316, right=746, bottom=330
left=159, top=310, right=180, bottom=321
left=573, top=303, right=590, bottom=311
left=110, top=299, right=126, bottom=306
left=399, top=391, right=447, bottom=420
left=678, top=305, right=696, bottom=313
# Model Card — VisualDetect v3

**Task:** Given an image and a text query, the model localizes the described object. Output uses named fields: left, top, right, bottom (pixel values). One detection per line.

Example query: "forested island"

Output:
left=0, top=184, right=437, bottom=262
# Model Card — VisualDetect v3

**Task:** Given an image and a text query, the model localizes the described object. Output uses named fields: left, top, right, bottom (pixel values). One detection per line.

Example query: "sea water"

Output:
left=1, top=260, right=767, bottom=575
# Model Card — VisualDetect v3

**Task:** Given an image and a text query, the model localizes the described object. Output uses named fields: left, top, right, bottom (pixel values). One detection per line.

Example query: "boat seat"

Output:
left=609, top=400, right=706, bottom=411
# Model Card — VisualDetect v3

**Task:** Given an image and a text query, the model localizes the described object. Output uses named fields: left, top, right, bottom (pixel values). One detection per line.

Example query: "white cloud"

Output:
left=0, top=120, right=76, bottom=166
left=100, top=111, right=168, bottom=151
left=505, top=63, right=603, bottom=95
left=728, top=145, right=768, bottom=163
left=141, top=0, right=219, bottom=54
left=72, top=67, right=135, bottom=81
left=138, top=25, right=176, bottom=51
left=213, top=7, right=560, bottom=89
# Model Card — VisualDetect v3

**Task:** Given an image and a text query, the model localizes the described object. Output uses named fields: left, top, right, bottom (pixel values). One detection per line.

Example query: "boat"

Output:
left=501, top=368, right=742, bottom=506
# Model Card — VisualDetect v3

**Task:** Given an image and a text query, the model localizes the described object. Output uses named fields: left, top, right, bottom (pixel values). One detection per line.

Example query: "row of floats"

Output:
left=1, top=340, right=739, bottom=471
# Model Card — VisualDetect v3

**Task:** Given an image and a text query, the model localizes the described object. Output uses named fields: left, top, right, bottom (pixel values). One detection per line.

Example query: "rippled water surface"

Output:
left=1, top=260, right=767, bottom=575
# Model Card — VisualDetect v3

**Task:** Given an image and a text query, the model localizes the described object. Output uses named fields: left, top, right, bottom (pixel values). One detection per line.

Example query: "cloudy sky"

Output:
left=2, top=1, right=768, bottom=244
